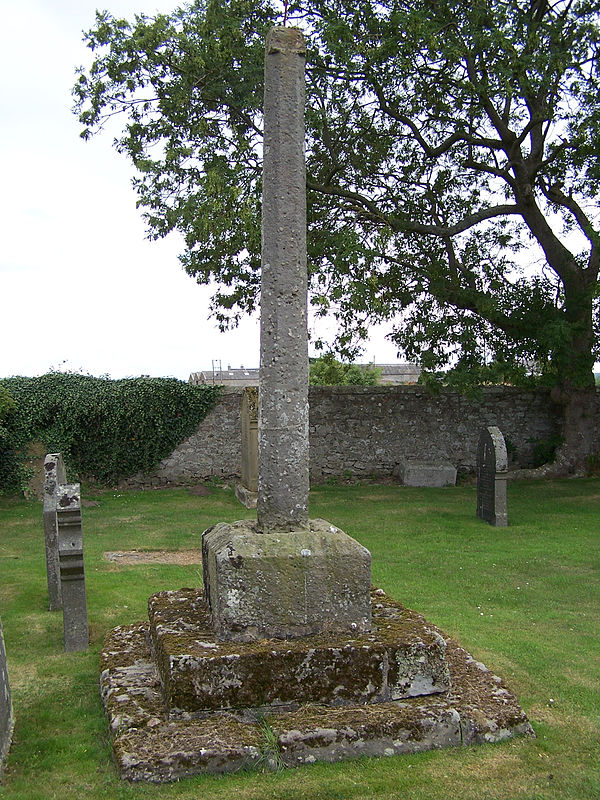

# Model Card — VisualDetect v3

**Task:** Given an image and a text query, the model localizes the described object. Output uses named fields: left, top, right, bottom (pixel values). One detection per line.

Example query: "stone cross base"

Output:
left=100, top=591, right=534, bottom=782
left=202, top=519, right=371, bottom=642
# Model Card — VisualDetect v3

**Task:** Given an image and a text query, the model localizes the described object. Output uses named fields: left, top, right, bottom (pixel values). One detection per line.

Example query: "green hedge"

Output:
left=0, top=373, right=221, bottom=491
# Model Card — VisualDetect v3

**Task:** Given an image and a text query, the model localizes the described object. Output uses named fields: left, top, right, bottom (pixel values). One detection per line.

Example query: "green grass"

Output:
left=0, top=478, right=599, bottom=799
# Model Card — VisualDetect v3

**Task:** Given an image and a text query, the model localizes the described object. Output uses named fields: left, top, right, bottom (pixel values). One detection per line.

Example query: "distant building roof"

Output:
left=375, top=364, right=421, bottom=385
left=189, top=368, right=259, bottom=387
left=189, top=363, right=420, bottom=387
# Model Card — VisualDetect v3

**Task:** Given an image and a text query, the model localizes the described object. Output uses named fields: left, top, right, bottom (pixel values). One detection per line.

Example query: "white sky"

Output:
left=0, top=0, right=401, bottom=381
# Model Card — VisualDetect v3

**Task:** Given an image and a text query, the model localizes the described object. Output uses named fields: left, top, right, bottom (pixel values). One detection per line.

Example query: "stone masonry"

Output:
left=123, top=385, right=570, bottom=487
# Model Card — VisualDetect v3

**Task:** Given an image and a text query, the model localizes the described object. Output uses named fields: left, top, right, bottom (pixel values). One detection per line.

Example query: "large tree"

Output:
left=74, top=0, right=600, bottom=470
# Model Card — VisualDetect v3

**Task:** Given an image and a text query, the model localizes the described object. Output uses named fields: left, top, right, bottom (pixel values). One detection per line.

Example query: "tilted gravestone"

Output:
left=234, top=387, right=259, bottom=508
left=477, top=426, right=508, bottom=526
left=0, top=617, right=14, bottom=781
left=42, top=452, right=66, bottom=610
left=56, top=484, right=89, bottom=652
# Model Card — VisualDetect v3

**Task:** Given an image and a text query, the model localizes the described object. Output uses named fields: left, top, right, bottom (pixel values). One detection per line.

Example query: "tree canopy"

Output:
left=73, top=0, right=600, bottom=466
left=309, top=353, right=381, bottom=385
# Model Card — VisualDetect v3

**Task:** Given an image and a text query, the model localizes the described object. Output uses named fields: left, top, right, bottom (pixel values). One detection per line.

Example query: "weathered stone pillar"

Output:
left=57, top=484, right=89, bottom=652
left=42, top=452, right=66, bottom=611
left=201, top=26, right=371, bottom=642
left=477, top=426, right=508, bottom=527
left=258, top=26, right=309, bottom=533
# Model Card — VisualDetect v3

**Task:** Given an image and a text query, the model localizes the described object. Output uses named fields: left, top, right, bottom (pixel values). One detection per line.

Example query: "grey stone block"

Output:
left=234, top=483, right=257, bottom=509
left=398, top=460, right=457, bottom=487
left=202, top=519, right=372, bottom=641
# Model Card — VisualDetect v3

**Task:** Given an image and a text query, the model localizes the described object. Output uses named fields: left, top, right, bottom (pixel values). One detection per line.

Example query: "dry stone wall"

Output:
left=123, top=385, right=582, bottom=487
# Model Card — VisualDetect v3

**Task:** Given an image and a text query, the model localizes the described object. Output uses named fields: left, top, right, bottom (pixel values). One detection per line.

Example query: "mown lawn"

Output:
left=0, top=478, right=598, bottom=799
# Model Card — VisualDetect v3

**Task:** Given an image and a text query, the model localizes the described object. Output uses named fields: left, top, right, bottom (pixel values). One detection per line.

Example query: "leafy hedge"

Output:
left=0, top=373, right=221, bottom=491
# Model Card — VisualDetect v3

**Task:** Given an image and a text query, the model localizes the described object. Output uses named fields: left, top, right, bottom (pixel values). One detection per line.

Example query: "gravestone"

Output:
left=0, top=618, right=14, bottom=781
left=56, top=484, right=89, bottom=651
left=234, top=387, right=259, bottom=508
left=42, top=452, right=66, bottom=610
left=202, top=25, right=371, bottom=641
left=477, top=426, right=508, bottom=526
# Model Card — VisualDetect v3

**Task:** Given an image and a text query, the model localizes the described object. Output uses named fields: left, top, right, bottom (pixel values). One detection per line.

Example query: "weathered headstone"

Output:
left=57, top=484, right=89, bottom=651
left=42, top=452, right=66, bottom=610
left=477, top=426, right=508, bottom=526
left=202, top=25, right=371, bottom=642
left=234, top=387, right=259, bottom=508
left=0, top=618, right=14, bottom=781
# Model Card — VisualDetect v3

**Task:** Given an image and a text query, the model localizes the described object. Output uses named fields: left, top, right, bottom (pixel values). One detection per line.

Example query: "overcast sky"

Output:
left=0, top=0, right=401, bottom=381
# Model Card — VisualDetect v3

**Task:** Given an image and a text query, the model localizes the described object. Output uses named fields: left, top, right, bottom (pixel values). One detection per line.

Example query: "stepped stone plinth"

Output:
left=149, top=588, right=450, bottom=719
left=100, top=587, right=534, bottom=783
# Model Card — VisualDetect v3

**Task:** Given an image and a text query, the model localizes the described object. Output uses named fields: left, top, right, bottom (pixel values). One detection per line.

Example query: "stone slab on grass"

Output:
left=101, top=597, right=534, bottom=783
left=148, top=588, right=450, bottom=717
left=234, top=483, right=258, bottom=509
left=399, top=461, right=457, bottom=487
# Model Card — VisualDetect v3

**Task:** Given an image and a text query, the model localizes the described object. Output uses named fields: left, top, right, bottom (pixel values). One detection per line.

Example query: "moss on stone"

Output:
left=100, top=590, right=534, bottom=782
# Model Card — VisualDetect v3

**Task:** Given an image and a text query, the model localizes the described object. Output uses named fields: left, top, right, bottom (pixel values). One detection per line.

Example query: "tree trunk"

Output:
left=551, top=386, right=598, bottom=475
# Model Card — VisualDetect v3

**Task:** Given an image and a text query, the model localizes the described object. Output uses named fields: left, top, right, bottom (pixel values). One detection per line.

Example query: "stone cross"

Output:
left=257, top=25, right=310, bottom=533
left=42, top=452, right=66, bottom=611
left=0, top=617, right=14, bottom=780
left=477, top=426, right=508, bottom=526
left=56, top=484, right=89, bottom=652
left=201, top=26, right=371, bottom=643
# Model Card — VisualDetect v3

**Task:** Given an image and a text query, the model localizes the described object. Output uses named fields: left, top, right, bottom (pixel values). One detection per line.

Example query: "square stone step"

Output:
left=148, top=588, right=450, bottom=718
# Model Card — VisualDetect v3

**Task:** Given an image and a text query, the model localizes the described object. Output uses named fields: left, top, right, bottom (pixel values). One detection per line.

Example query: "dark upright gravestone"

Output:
left=477, top=426, right=508, bottom=526
left=57, top=484, right=89, bottom=652
left=43, top=452, right=66, bottom=610
left=0, top=617, right=14, bottom=780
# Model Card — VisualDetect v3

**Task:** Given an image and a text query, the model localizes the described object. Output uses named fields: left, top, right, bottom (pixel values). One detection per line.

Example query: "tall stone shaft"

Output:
left=258, top=26, right=309, bottom=532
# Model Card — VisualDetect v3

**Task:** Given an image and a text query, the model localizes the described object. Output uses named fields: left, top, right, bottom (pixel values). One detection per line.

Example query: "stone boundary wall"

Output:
left=120, top=385, right=593, bottom=487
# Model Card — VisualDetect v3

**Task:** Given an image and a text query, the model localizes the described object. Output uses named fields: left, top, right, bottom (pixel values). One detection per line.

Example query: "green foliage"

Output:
left=530, top=433, right=564, bottom=468
left=0, top=373, right=220, bottom=490
left=0, top=385, right=21, bottom=492
left=73, top=0, right=600, bottom=398
left=309, top=353, right=381, bottom=385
